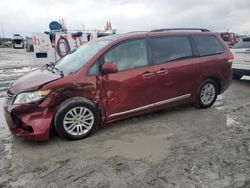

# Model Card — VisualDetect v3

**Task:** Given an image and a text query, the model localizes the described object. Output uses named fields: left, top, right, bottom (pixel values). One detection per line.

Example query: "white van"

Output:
left=13, top=34, right=24, bottom=49
left=231, top=37, right=250, bottom=79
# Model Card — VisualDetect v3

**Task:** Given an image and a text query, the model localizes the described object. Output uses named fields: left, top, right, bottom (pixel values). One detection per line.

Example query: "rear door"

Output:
left=100, top=38, right=157, bottom=119
left=149, top=35, right=200, bottom=106
left=192, top=35, right=231, bottom=89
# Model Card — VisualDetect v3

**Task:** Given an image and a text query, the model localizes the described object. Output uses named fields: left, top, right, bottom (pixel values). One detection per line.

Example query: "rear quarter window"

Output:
left=192, top=35, right=225, bottom=56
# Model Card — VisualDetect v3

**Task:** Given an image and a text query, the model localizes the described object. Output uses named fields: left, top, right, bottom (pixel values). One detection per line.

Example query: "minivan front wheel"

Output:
left=195, top=79, right=218, bottom=109
left=54, top=97, right=100, bottom=140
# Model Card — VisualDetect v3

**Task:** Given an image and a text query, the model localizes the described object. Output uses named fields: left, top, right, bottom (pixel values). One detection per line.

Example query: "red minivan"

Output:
left=3, top=29, right=233, bottom=141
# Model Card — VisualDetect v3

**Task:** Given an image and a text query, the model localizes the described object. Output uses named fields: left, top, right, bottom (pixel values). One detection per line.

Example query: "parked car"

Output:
left=3, top=28, right=233, bottom=141
left=220, top=32, right=239, bottom=48
left=230, top=37, right=250, bottom=79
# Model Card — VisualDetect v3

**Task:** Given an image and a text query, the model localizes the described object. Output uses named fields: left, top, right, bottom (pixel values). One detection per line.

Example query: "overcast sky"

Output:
left=0, top=0, right=250, bottom=38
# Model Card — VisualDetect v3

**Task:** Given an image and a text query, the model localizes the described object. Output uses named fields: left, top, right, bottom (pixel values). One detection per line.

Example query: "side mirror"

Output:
left=101, top=62, right=118, bottom=74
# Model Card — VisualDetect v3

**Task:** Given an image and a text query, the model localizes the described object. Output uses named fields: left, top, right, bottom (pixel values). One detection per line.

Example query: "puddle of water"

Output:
left=102, top=133, right=173, bottom=162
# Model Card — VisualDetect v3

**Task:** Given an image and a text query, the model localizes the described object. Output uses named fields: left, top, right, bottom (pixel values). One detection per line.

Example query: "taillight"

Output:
left=227, top=55, right=234, bottom=63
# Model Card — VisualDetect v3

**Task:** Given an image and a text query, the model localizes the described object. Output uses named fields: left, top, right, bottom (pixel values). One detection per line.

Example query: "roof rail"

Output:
left=151, top=28, right=211, bottom=32
left=127, top=31, right=148, bottom=33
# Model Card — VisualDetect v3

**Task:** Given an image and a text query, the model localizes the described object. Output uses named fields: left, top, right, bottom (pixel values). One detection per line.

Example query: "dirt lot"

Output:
left=0, top=48, right=250, bottom=188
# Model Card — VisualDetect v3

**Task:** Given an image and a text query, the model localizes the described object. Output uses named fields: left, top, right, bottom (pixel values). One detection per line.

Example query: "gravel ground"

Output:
left=0, top=48, right=250, bottom=188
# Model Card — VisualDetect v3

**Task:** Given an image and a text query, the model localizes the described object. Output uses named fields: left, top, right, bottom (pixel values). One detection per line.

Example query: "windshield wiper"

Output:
left=52, top=67, right=64, bottom=77
left=45, top=62, right=55, bottom=71
left=45, top=62, right=64, bottom=76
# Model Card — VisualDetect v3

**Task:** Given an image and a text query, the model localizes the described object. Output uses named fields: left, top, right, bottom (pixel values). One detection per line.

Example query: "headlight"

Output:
left=13, top=90, right=51, bottom=105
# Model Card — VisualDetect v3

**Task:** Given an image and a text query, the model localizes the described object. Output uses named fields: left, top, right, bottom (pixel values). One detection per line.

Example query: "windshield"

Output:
left=55, top=40, right=110, bottom=75
left=232, top=41, right=250, bottom=49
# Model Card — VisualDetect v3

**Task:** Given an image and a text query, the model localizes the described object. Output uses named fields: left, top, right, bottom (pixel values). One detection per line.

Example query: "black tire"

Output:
left=233, top=74, right=243, bottom=80
left=54, top=97, right=100, bottom=140
left=194, top=79, right=218, bottom=109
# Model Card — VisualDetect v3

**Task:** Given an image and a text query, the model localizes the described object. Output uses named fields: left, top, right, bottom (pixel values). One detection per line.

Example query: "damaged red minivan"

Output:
left=3, top=28, right=233, bottom=141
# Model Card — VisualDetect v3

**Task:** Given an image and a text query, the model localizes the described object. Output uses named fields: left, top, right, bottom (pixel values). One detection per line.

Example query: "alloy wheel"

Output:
left=200, top=83, right=216, bottom=105
left=63, top=107, right=94, bottom=136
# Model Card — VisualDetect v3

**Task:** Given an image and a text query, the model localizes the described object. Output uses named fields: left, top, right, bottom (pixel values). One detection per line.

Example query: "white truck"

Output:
left=13, top=34, right=24, bottom=49
left=231, top=37, right=250, bottom=79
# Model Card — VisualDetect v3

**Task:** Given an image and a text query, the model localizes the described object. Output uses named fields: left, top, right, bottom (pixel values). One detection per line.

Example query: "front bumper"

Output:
left=3, top=99, right=56, bottom=141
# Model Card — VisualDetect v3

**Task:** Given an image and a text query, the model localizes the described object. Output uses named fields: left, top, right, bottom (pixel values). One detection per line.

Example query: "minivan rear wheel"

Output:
left=194, top=79, right=218, bottom=109
left=54, top=97, right=100, bottom=140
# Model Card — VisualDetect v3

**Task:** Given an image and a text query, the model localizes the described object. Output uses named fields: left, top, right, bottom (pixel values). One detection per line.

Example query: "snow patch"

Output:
left=226, top=115, right=239, bottom=127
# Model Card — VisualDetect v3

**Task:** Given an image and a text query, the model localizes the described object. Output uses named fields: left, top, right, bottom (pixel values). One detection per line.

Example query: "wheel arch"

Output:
left=206, top=76, right=221, bottom=94
left=194, top=77, right=219, bottom=109
left=53, top=96, right=102, bottom=140
left=53, top=96, right=102, bottom=129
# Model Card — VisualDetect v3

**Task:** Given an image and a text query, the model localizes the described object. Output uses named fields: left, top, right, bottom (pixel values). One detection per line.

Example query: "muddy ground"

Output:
left=0, top=48, right=250, bottom=188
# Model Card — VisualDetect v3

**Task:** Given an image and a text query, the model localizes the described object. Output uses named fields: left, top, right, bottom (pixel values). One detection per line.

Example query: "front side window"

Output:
left=88, top=61, right=99, bottom=76
left=150, top=36, right=192, bottom=65
left=104, top=39, right=148, bottom=71
left=192, top=35, right=224, bottom=56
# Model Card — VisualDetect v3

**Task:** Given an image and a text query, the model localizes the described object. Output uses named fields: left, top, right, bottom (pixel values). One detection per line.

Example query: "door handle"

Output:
left=157, top=69, right=168, bottom=74
left=142, top=71, right=154, bottom=78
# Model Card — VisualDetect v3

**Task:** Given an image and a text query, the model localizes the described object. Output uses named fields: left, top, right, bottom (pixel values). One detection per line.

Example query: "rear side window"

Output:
left=150, top=36, right=192, bottom=65
left=192, top=35, right=224, bottom=56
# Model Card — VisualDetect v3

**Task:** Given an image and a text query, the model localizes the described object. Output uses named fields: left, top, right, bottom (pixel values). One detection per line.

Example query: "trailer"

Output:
left=32, top=20, right=116, bottom=64
left=32, top=30, right=116, bottom=64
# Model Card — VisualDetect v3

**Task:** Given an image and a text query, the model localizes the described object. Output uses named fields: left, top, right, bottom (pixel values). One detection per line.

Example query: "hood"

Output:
left=9, top=67, right=61, bottom=94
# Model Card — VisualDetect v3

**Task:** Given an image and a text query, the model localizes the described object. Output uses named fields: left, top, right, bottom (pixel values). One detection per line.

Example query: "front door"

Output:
left=100, top=38, right=157, bottom=118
